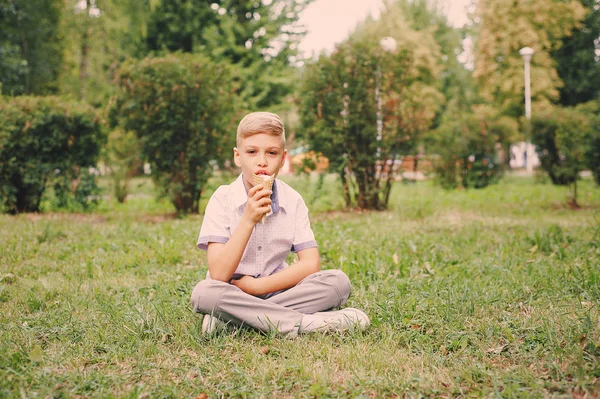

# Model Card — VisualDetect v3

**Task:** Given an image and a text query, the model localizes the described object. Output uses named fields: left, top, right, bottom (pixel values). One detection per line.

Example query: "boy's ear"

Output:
left=233, top=147, right=242, bottom=168
left=280, top=149, right=288, bottom=167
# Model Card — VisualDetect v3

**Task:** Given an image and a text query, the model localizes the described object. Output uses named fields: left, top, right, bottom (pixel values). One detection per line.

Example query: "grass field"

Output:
left=1, top=174, right=599, bottom=398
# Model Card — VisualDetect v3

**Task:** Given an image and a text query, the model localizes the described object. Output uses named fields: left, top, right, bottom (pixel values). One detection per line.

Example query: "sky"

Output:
left=297, top=0, right=473, bottom=58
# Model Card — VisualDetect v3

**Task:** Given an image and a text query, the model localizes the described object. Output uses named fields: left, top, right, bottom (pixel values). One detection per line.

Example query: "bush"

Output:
left=299, top=38, right=441, bottom=210
left=429, top=113, right=502, bottom=190
left=579, top=101, right=600, bottom=186
left=587, top=120, right=600, bottom=186
left=0, top=96, right=105, bottom=213
left=531, top=105, right=593, bottom=207
left=112, top=53, right=237, bottom=214
left=103, top=129, right=142, bottom=203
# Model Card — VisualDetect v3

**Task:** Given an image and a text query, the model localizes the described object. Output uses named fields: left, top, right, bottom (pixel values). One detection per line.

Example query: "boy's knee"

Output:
left=190, top=279, right=228, bottom=314
left=321, top=269, right=351, bottom=304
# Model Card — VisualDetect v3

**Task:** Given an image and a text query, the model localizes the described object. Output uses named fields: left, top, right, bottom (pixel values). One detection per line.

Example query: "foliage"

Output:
left=103, top=129, right=143, bottom=203
left=386, top=0, right=473, bottom=130
left=472, top=0, right=586, bottom=118
left=531, top=104, right=594, bottom=206
left=49, top=167, right=102, bottom=212
left=59, top=0, right=150, bottom=106
left=300, top=4, right=443, bottom=210
left=0, top=0, right=64, bottom=95
left=146, top=0, right=310, bottom=111
left=301, top=39, right=416, bottom=210
left=580, top=101, right=600, bottom=185
left=111, top=53, right=237, bottom=214
left=429, top=112, right=502, bottom=190
left=145, top=0, right=212, bottom=53
left=554, top=0, right=600, bottom=106
left=0, top=96, right=105, bottom=213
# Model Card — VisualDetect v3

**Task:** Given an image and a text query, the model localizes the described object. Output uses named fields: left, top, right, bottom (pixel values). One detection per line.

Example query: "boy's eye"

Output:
left=247, top=150, right=256, bottom=154
left=269, top=151, right=278, bottom=155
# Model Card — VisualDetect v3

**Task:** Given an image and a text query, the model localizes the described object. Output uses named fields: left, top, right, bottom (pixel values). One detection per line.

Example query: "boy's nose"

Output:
left=257, top=153, right=267, bottom=166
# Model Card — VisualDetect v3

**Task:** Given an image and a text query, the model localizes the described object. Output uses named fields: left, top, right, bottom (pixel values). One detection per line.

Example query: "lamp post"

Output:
left=519, top=46, right=535, bottom=174
left=376, top=37, right=397, bottom=159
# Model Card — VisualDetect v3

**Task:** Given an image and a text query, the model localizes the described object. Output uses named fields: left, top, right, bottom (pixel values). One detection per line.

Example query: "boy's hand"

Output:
left=243, top=184, right=272, bottom=225
left=231, top=275, right=263, bottom=296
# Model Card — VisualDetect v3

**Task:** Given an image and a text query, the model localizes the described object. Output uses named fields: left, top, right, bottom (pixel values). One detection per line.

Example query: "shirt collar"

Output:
left=231, top=173, right=286, bottom=212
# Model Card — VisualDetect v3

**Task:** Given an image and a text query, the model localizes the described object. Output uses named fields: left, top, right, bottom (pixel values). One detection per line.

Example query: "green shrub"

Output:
left=579, top=101, right=600, bottom=186
left=104, top=129, right=142, bottom=203
left=429, top=113, right=502, bottom=190
left=299, top=38, right=441, bottom=210
left=531, top=105, right=593, bottom=206
left=112, top=53, right=237, bottom=214
left=0, top=96, right=105, bottom=213
left=587, top=122, right=600, bottom=186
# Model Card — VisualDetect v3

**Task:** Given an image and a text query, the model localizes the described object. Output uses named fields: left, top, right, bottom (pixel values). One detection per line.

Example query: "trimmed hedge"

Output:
left=0, top=96, right=105, bottom=213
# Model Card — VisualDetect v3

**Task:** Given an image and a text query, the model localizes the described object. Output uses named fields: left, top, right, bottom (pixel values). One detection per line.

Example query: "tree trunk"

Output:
left=569, top=179, right=579, bottom=209
left=340, top=168, right=351, bottom=207
left=79, top=0, right=92, bottom=101
left=355, top=165, right=381, bottom=210
left=19, top=31, right=30, bottom=93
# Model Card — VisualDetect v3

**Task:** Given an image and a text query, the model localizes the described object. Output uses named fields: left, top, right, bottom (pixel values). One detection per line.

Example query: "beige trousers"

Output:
left=190, top=270, right=351, bottom=336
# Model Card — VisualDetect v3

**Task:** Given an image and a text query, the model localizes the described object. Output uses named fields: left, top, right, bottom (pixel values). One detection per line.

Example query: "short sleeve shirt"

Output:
left=197, top=174, right=318, bottom=278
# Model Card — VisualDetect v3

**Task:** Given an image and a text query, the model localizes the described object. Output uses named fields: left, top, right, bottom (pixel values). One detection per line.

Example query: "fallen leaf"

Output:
left=392, top=253, right=399, bottom=265
left=30, top=345, right=43, bottom=362
left=424, top=262, right=435, bottom=275
left=486, top=344, right=508, bottom=354
left=439, top=345, right=448, bottom=355
left=408, top=241, right=417, bottom=253
left=529, top=244, right=538, bottom=253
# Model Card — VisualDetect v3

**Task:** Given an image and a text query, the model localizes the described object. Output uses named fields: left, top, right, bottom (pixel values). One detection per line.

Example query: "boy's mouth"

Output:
left=255, top=170, right=269, bottom=176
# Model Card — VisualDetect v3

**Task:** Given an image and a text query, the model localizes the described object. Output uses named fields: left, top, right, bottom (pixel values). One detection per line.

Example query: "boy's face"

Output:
left=233, top=133, right=287, bottom=189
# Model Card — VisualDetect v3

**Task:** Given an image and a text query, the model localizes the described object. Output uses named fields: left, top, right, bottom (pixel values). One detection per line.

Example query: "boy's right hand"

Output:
left=242, top=184, right=272, bottom=225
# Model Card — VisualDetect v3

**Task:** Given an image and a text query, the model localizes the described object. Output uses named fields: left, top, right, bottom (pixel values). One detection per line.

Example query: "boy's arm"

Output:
left=207, top=184, right=272, bottom=282
left=231, top=247, right=320, bottom=296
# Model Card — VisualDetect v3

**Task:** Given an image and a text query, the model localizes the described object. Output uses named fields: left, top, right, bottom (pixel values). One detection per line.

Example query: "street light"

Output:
left=519, top=46, right=535, bottom=174
left=376, top=37, right=397, bottom=158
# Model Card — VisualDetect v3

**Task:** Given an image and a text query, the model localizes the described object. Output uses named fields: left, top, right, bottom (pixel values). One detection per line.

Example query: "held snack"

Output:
left=252, top=173, right=275, bottom=224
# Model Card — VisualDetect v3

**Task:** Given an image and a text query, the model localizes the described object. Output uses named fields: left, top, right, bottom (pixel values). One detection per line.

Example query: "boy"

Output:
left=191, top=112, right=369, bottom=337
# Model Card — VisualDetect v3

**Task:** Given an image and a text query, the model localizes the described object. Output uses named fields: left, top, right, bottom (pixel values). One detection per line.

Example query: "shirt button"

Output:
left=258, top=246, right=262, bottom=251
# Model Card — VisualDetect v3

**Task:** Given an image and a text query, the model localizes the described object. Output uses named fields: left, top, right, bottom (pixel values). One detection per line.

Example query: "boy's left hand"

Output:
left=231, top=276, right=263, bottom=296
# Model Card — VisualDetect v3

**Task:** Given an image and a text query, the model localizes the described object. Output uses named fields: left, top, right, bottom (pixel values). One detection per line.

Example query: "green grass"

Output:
left=1, top=174, right=600, bottom=398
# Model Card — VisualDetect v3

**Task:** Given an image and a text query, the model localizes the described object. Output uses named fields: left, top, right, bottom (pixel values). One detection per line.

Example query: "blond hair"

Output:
left=236, top=112, right=286, bottom=147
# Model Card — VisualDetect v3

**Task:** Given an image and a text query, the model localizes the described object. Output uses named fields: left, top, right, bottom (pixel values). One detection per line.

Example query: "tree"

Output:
left=531, top=105, right=593, bottom=207
left=145, top=0, right=212, bottom=53
left=0, top=0, right=64, bottom=95
left=145, top=0, right=310, bottom=111
left=300, top=35, right=440, bottom=209
left=112, top=53, right=237, bottom=214
left=473, top=0, right=585, bottom=118
left=59, top=0, right=150, bottom=106
left=553, top=0, right=600, bottom=106
left=352, top=1, right=444, bottom=156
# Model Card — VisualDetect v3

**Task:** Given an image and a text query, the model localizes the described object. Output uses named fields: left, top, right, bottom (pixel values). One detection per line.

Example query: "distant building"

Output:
left=510, top=142, right=540, bottom=169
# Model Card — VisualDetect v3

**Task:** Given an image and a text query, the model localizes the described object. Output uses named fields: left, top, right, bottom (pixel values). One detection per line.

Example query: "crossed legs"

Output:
left=190, top=270, right=352, bottom=336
